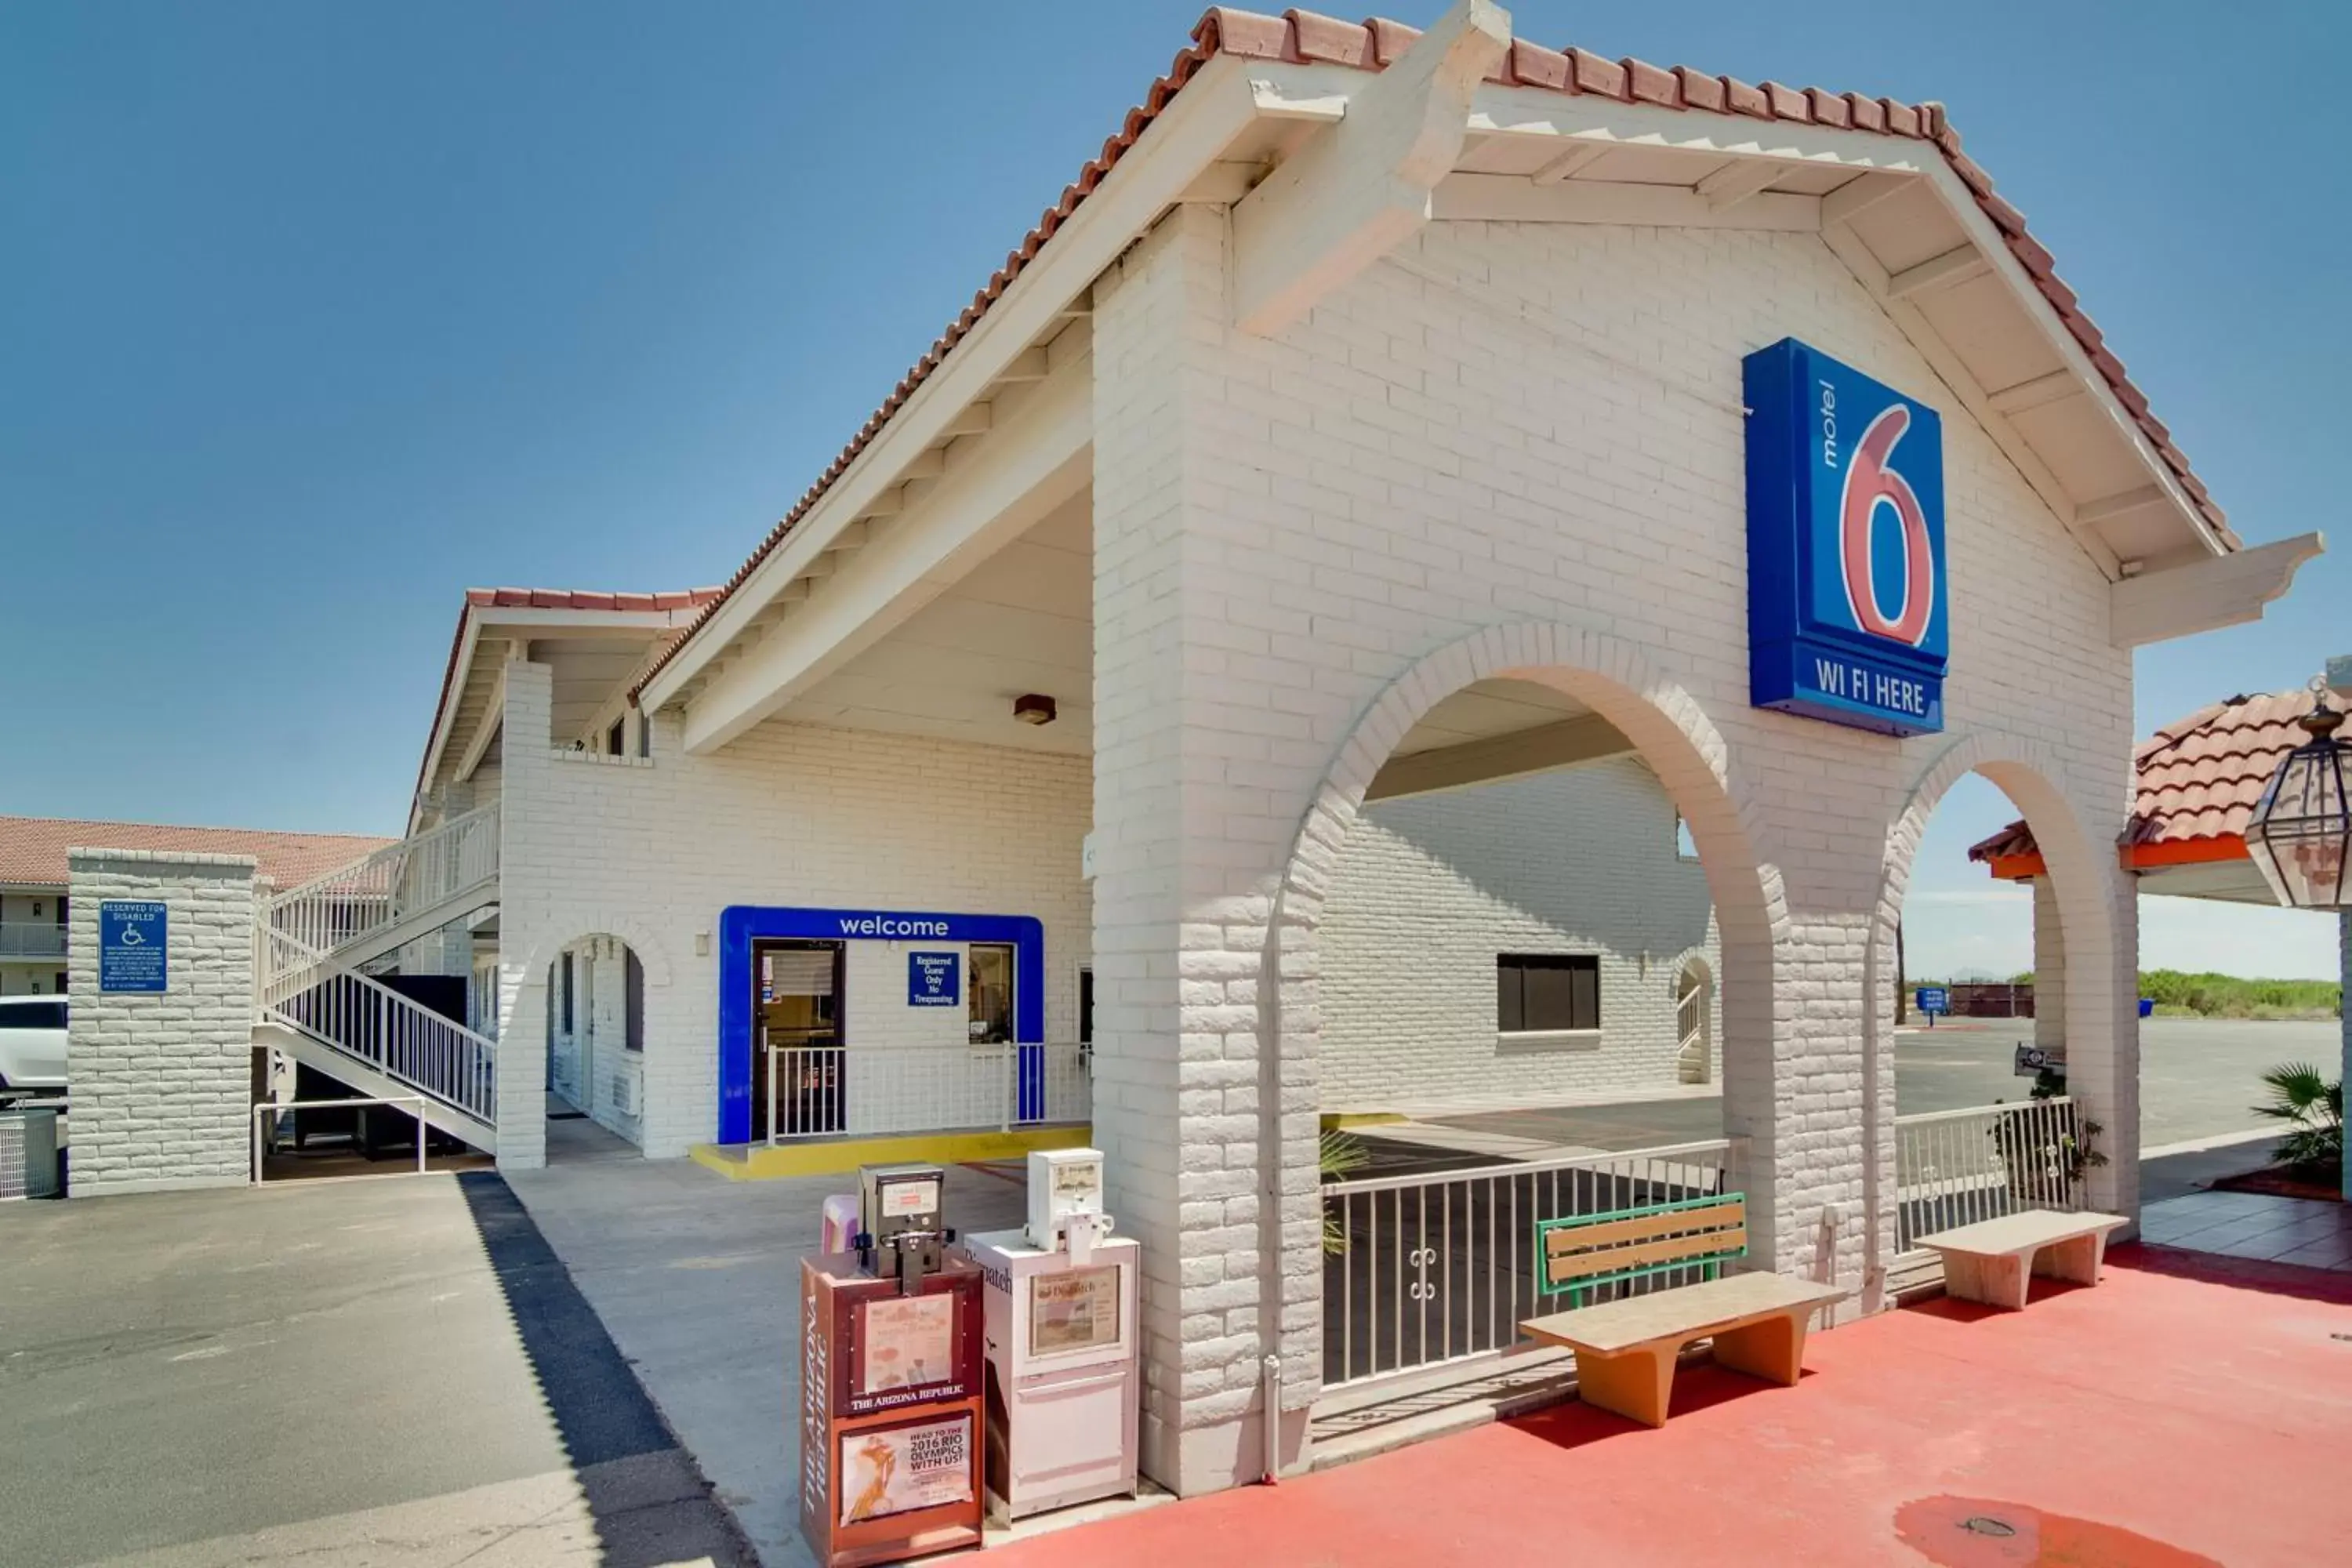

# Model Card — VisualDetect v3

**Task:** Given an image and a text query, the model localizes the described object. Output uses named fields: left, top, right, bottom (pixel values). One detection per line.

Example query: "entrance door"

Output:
left=750, top=940, right=844, bottom=1140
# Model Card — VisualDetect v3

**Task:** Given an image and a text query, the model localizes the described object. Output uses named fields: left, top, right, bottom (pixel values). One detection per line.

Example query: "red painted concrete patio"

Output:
left=996, top=1246, right=2352, bottom=1567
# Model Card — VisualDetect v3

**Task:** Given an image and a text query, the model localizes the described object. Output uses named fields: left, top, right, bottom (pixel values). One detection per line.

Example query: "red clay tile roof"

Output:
left=634, top=5, right=2237, bottom=699
left=0, top=816, right=397, bottom=891
left=1970, top=688, right=2323, bottom=866
left=414, top=586, right=724, bottom=811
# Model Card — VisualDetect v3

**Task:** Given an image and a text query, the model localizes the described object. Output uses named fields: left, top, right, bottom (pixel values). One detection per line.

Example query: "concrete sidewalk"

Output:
left=0, top=1172, right=749, bottom=1566
left=504, top=1152, right=1025, bottom=1567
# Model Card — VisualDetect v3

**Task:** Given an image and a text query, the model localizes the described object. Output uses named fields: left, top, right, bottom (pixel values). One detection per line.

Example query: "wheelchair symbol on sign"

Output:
left=118, top=924, right=147, bottom=946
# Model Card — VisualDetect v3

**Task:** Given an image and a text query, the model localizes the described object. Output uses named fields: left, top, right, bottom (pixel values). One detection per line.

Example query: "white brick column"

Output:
left=492, top=661, right=555, bottom=1168
left=65, top=848, right=258, bottom=1196
left=2033, top=876, right=2066, bottom=1053
left=1091, top=205, right=1322, bottom=1493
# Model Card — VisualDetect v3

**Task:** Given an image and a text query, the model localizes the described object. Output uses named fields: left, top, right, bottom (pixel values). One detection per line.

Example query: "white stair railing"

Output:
left=264, top=930, right=497, bottom=1124
left=267, top=802, right=500, bottom=964
left=1674, top=983, right=1708, bottom=1084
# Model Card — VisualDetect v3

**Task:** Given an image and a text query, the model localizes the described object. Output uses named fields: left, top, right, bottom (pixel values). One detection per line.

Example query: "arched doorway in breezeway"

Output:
left=1675, top=954, right=1715, bottom=1086
left=1272, top=624, right=1783, bottom=1400
left=1867, top=738, right=2128, bottom=1294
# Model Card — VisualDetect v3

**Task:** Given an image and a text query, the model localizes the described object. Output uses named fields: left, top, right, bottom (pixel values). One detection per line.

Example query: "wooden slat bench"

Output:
left=1516, top=1192, right=1848, bottom=1427
left=1913, top=1209, right=2129, bottom=1310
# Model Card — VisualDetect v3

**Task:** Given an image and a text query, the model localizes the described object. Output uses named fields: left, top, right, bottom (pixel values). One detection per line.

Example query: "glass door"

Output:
left=752, top=940, right=844, bottom=1140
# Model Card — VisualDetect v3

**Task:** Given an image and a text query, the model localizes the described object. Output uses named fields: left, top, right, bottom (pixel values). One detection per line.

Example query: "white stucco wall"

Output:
left=1319, top=757, right=1720, bottom=1111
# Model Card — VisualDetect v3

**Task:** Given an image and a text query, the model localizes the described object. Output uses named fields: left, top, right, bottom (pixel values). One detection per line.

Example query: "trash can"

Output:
left=0, top=1104, right=63, bottom=1200
left=2137, top=997, right=2154, bottom=1018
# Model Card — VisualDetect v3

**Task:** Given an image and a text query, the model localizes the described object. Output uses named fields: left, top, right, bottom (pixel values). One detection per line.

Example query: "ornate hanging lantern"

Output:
left=2245, top=677, right=2352, bottom=909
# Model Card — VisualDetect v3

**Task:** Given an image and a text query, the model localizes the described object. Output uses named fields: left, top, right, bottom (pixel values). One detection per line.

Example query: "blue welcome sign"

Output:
left=99, top=900, right=169, bottom=993
left=909, top=951, right=960, bottom=1007
left=1745, top=338, right=1947, bottom=736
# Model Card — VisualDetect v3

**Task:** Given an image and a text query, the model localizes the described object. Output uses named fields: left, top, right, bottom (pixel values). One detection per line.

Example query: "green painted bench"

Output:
left=1519, top=1192, right=1848, bottom=1427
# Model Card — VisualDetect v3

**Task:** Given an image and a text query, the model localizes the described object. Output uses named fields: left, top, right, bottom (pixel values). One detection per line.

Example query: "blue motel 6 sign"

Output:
left=1744, top=338, right=1948, bottom=737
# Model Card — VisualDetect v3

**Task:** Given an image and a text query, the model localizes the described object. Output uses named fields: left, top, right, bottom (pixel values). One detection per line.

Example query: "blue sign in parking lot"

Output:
left=100, top=901, right=169, bottom=993
left=1915, top=985, right=1950, bottom=1016
left=908, top=951, right=960, bottom=1007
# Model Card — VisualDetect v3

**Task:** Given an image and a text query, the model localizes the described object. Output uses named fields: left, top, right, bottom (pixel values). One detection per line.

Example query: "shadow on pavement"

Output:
left=456, top=1171, right=757, bottom=1566
left=2109, top=1240, right=2352, bottom=1308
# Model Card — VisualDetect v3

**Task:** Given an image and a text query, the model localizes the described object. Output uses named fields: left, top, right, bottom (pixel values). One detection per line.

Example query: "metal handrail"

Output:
left=264, top=931, right=498, bottom=1124
left=263, top=803, right=499, bottom=981
left=1323, top=1137, right=1734, bottom=1199
left=1893, top=1095, right=2072, bottom=1128
left=252, top=1095, right=434, bottom=1182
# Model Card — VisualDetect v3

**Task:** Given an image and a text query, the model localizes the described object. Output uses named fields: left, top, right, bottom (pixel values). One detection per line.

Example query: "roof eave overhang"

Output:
left=412, top=602, right=714, bottom=829
left=637, top=53, right=1281, bottom=713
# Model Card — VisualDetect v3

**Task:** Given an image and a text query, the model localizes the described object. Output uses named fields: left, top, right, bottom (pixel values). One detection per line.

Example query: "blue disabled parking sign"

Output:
left=100, top=901, right=169, bottom=993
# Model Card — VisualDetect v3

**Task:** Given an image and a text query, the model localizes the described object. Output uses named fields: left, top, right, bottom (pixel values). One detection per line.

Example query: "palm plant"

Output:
left=1319, top=1127, right=1370, bottom=1254
left=2251, top=1062, right=2343, bottom=1176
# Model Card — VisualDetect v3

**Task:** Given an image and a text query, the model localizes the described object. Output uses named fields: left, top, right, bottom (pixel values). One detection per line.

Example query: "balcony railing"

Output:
left=1893, top=1097, right=2085, bottom=1252
left=0, top=923, right=67, bottom=960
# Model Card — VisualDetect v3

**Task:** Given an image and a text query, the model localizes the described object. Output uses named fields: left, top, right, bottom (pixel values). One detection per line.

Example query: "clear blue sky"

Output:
left=5, top=3, right=2343, bottom=975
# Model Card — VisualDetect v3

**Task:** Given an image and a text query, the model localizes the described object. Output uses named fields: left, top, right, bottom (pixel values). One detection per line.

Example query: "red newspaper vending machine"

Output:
left=799, top=1164, right=985, bottom=1568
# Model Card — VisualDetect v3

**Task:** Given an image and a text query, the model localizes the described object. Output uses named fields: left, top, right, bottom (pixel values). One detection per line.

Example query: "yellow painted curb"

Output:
left=689, top=1123, right=1092, bottom=1181
left=1321, top=1112, right=1406, bottom=1131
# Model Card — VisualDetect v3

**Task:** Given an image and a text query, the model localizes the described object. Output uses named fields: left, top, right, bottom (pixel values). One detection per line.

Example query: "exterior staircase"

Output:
left=254, top=804, right=503, bottom=1151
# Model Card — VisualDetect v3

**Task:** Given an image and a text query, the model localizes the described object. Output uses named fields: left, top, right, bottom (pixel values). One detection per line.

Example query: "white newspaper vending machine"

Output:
left=959, top=1148, right=1139, bottom=1519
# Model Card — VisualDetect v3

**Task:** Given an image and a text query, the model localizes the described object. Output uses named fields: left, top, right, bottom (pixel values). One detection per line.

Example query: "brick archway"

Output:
left=1261, top=620, right=1787, bottom=1405
left=1866, top=731, right=2129, bottom=1286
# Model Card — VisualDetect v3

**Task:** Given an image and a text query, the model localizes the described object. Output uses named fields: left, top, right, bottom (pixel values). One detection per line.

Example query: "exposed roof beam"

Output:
left=1232, top=0, right=1511, bottom=336
left=2074, top=485, right=2170, bottom=528
left=1693, top=158, right=1782, bottom=212
left=1435, top=174, right=1819, bottom=232
left=1986, top=369, right=2085, bottom=416
left=942, top=403, right=992, bottom=439
left=1529, top=139, right=1609, bottom=185
left=994, top=346, right=1051, bottom=384
left=451, top=665, right=508, bottom=786
left=1179, top=160, right=1261, bottom=204
left=2110, top=532, right=2324, bottom=648
left=1885, top=244, right=1991, bottom=299
left=1363, top=712, right=1635, bottom=803
left=1820, top=169, right=1913, bottom=225
left=681, top=350, right=1093, bottom=755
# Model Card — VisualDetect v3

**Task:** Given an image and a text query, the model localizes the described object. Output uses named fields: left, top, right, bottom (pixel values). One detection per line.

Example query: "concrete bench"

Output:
left=1520, top=1271, right=1849, bottom=1428
left=1518, top=1194, right=1846, bottom=1427
left=1914, top=1209, right=2129, bottom=1310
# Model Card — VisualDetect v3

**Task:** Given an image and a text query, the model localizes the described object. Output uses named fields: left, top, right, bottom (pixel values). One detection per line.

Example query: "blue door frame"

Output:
left=717, top=905, right=1047, bottom=1146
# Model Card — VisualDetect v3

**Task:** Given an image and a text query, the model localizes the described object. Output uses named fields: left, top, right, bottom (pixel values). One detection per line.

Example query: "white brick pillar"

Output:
left=492, top=661, right=555, bottom=1168
left=65, top=848, right=259, bottom=1196
left=2069, top=856, right=2140, bottom=1219
left=2032, top=876, right=2066, bottom=1052
left=1091, top=204, right=1317, bottom=1493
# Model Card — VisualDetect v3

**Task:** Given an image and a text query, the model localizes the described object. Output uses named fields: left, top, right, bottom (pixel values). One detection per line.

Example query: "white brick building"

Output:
left=256, top=2, right=2323, bottom=1500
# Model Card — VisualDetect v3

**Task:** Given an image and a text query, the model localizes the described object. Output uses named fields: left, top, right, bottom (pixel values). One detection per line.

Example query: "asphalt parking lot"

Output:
left=0, top=1172, right=750, bottom=1567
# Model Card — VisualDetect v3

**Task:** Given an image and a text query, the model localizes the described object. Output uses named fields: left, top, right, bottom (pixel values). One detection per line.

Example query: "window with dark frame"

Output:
left=1497, top=953, right=1600, bottom=1033
left=561, top=952, right=575, bottom=1033
left=607, top=717, right=626, bottom=756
